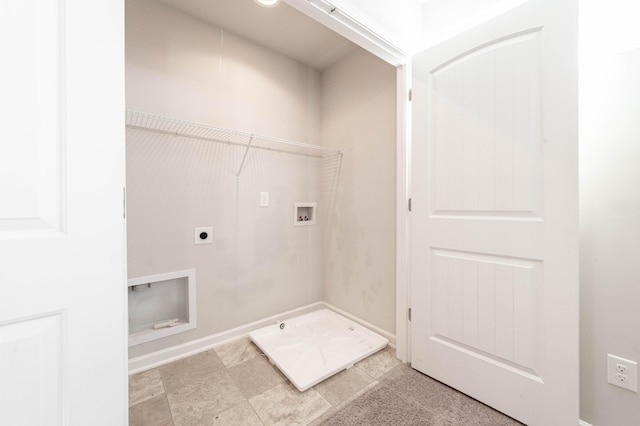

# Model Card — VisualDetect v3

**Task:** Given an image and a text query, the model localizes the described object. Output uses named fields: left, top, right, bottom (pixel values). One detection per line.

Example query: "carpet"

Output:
left=319, top=364, right=524, bottom=426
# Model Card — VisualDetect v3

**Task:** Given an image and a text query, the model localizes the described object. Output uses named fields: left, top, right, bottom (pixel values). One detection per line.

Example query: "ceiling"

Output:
left=158, top=0, right=360, bottom=71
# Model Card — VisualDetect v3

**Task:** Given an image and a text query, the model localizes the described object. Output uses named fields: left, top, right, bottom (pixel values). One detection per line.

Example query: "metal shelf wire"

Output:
left=126, top=111, right=343, bottom=177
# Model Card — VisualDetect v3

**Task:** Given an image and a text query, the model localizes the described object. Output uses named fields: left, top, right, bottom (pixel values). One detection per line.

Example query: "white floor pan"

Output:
left=249, top=309, right=388, bottom=391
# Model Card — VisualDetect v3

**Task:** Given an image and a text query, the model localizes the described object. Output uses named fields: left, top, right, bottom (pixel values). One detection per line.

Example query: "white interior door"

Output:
left=410, top=1, right=578, bottom=425
left=0, top=1, right=126, bottom=425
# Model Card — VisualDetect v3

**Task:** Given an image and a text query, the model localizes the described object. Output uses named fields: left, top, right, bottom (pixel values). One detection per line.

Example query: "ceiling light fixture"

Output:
left=254, top=0, right=281, bottom=7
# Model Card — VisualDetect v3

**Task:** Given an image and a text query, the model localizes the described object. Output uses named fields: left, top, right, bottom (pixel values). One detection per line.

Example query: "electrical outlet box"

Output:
left=607, top=354, right=638, bottom=392
left=260, top=192, right=269, bottom=207
left=194, top=227, right=213, bottom=245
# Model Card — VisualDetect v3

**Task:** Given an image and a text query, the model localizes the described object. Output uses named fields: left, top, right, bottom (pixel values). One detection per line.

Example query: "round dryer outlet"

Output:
left=194, top=227, right=213, bottom=244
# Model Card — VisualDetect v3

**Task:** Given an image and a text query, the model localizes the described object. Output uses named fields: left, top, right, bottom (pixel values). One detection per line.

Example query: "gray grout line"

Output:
left=224, top=359, right=267, bottom=425
left=159, top=379, right=176, bottom=426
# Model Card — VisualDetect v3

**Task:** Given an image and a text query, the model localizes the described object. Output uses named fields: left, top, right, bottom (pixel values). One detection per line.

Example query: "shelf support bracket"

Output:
left=236, top=135, right=254, bottom=179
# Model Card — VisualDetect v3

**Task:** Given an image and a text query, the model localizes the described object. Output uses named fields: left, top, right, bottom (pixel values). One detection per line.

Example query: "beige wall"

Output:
left=321, top=49, right=397, bottom=333
left=580, top=2, right=640, bottom=424
left=126, top=0, right=326, bottom=357
left=126, top=0, right=321, bottom=143
left=420, top=0, right=515, bottom=49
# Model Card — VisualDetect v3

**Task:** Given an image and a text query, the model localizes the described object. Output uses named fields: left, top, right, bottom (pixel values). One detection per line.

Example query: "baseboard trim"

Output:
left=129, top=301, right=396, bottom=375
left=579, top=421, right=594, bottom=426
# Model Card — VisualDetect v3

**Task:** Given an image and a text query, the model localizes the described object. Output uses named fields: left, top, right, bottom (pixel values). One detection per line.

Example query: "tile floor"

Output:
left=129, top=337, right=401, bottom=426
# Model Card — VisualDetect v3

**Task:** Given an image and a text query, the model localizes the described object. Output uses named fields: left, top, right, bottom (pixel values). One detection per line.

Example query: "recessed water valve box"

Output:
left=128, top=269, right=197, bottom=346
left=294, top=202, right=316, bottom=226
left=194, top=227, right=212, bottom=244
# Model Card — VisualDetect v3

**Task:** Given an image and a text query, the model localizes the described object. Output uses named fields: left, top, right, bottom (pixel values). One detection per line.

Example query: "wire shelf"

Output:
left=126, top=110, right=343, bottom=224
left=126, top=111, right=343, bottom=160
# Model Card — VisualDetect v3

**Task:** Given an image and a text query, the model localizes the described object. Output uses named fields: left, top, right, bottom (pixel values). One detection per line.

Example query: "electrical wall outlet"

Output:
left=194, top=227, right=213, bottom=245
left=260, top=192, right=269, bottom=207
left=607, top=354, right=638, bottom=392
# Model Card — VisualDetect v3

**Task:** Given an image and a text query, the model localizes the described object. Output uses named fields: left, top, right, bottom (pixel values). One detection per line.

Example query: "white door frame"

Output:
left=283, top=0, right=413, bottom=362
left=394, top=63, right=412, bottom=363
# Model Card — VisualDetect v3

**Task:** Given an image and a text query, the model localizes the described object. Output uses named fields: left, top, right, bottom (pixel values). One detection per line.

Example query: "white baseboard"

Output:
left=129, top=301, right=397, bottom=375
left=579, top=421, right=594, bottom=426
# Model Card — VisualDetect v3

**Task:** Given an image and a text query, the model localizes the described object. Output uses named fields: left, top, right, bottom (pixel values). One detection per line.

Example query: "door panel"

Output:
left=411, top=1, right=578, bottom=424
left=0, top=0, right=63, bottom=234
left=0, top=1, right=126, bottom=425
left=429, top=249, right=541, bottom=373
left=431, top=30, right=542, bottom=217
left=0, top=313, right=63, bottom=424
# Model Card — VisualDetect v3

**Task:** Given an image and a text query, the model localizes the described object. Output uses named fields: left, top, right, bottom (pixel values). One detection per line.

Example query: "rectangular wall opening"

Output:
left=128, top=269, right=196, bottom=346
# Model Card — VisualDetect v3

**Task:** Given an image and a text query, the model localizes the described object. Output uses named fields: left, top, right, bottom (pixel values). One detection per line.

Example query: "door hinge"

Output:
left=408, top=198, right=412, bottom=212
left=408, top=307, right=412, bottom=321
left=408, top=89, right=412, bottom=102
left=123, top=187, right=126, bottom=219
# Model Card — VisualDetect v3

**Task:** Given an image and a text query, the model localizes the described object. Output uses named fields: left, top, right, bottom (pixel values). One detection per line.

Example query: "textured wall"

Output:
left=126, top=0, right=322, bottom=143
left=580, top=2, right=640, bottom=424
left=321, top=49, right=397, bottom=333
left=420, top=0, right=524, bottom=49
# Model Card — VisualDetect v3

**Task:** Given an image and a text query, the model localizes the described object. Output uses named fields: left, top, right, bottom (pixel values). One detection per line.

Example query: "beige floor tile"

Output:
left=129, top=394, right=173, bottom=426
left=355, top=347, right=401, bottom=379
left=250, top=382, right=331, bottom=426
left=129, top=368, right=165, bottom=407
left=313, top=367, right=376, bottom=407
left=210, top=401, right=263, bottom=426
left=214, top=337, right=260, bottom=368
left=159, top=349, right=226, bottom=393
left=306, top=407, right=337, bottom=426
left=228, top=354, right=286, bottom=399
left=167, top=373, right=246, bottom=426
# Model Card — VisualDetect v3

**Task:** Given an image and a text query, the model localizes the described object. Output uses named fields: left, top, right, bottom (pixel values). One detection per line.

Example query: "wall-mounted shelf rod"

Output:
left=236, top=135, right=254, bottom=178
